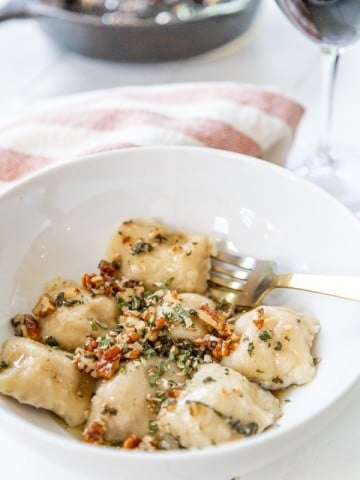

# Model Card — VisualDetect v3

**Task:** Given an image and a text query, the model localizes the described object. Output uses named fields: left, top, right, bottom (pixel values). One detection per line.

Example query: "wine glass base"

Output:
left=288, top=146, right=360, bottom=219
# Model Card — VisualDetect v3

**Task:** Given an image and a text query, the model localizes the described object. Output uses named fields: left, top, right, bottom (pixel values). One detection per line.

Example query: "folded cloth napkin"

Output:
left=0, top=82, right=304, bottom=189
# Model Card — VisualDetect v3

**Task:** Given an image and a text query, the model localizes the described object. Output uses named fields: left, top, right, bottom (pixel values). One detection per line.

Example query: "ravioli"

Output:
left=222, top=306, right=320, bottom=389
left=107, top=219, right=215, bottom=294
left=37, top=278, right=119, bottom=352
left=157, top=363, right=281, bottom=448
left=84, top=360, right=153, bottom=443
left=0, top=337, right=94, bottom=427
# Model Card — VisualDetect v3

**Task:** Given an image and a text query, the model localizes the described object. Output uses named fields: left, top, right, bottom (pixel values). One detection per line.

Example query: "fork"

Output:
left=209, top=251, right=360, bottom=307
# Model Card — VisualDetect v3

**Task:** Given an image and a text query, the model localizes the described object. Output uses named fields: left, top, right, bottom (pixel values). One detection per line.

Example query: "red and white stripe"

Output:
left=0, top=82, right=304, bottom=187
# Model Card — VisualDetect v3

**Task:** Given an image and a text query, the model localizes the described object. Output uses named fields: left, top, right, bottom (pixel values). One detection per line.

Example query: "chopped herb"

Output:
left=185, top=250, right=192, bottom=256
left=154, top=233, right=168, bottom=243
left=45, top=336, right=59, bottom=347
left=187, top=401, right=258, bottom=436
left=272, top=376, right=283, bottom=384
left=189, top=309, right=198, bottom=316
left=174, top=304, right=189, bottom=322
left=228, top=419, right=259, bottom=436
left=144, top=291, right=160, bottom=302
left=313, top=357, right=321, bottom=366
left=65, top=354, right=74, bottom=361
left=224, top=368, right=230, bottom=375
left=90, top=320, right=98, bottom=331
left=131, top=241, right=153, bottom=255
left=284, top=335, right=291, bottom=341
left=203, top=376, right=216, bottom=383
left=164, top=277, right=174, bottom=288
left=258, top=330, right=272, bottom=341
left=98, top=336, right=113, bottom=348
left=120, top=342, right=129, bottom=354
left=167, top=379, right=178, bottom=389
left=90, top=319, right=109, bottom=331
left=256, top=368, right=264, bottom=373
left=164, top=311, right=176, bottom=322
left=148, top=363, right=165, bottom=386
left=101, top=405, right=118, bottom=416
left=118, top=295, right=145, bottom=312
left=114, top=324, right=125, bottom=334
left=143, top=347, right=157, bottom=357
left=149, top=420, right=159, bottom=436
left=162, top=397, right=176, bottom=408
left=274, top=341, right=283, bottom=351
left=285, top=399, right=291, bottom=403
left=54, top=292, right=83, bottom=308
left=111, top=260, right=121, bottom=269
left=214, top=297, right=231, bottom=309
left=0, top=360, right=9, bottom=369
left=247, top=342, right=255, bottom=356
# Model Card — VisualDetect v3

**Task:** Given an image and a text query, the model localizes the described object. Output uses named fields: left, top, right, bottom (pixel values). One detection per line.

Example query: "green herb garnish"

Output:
left=272, top=376, right=283, bottom=384
left=101, top=405, right=118, bottom=416
left=187, top=401, right=258, bottom=436
left=247, top=342, right=255, bottom=356
left=258, top=330, right=272, bottom=342
left=203, top=376, right=216, bottom=383
left=55, top=292, right=83, bottom=308
left=45, top=336, right=59, bottom=347
left=131, top=241, right=153, bottom=255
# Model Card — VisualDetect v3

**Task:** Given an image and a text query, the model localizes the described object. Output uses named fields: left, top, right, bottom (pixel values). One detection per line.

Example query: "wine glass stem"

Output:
left=316, top=45, right=341, bottom=168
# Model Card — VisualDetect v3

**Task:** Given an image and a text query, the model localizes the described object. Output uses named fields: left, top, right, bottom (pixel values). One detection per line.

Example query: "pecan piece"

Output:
left=83, top=420, right=106, bottom=444
left=122, top=435, right=141, bottom=449
left=11, top=314, right=40, bottom=340
left=96, top=344, right=122, bottom=379
left=32, top=295, right=56, bottom=318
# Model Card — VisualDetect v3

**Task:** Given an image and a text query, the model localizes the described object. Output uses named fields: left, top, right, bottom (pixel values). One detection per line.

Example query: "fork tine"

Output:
left=208, top=284, right=245, bottom=306
left=211, top=252, right=257, bottom=270
left=209, top=271, right=246, bottom=291
left=210, top=260, right=250, bottom=281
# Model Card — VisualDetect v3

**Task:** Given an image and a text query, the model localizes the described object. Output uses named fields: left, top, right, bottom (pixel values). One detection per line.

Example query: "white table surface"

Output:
left=0, top=2, right=359, bottom=479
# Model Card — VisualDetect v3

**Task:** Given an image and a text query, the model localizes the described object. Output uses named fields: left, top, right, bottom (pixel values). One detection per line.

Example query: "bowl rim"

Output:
left=0, top=144, right=359, bottom=462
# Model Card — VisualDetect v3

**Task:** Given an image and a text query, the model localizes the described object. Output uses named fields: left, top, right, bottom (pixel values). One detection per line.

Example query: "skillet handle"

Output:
left=0, top=0, right=31, bottom=21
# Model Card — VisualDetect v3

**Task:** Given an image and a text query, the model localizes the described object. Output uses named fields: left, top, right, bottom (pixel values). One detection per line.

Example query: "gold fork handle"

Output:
left=272, top=274, right=360, bottom=301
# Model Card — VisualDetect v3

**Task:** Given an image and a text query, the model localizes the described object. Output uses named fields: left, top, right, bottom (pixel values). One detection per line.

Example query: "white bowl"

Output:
left=0, top=146, right=359, bottom=480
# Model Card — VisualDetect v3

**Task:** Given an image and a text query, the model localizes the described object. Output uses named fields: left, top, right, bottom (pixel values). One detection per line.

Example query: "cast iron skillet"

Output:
left=0, top=0, right=262, bottom=62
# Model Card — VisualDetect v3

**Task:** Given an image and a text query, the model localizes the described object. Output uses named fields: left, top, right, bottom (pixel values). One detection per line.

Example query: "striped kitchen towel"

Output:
left=0, top=82, right=304, bottom=189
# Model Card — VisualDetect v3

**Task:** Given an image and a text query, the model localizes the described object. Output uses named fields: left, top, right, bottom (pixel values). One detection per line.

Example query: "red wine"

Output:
left=276, top=0, right=360, bottom=47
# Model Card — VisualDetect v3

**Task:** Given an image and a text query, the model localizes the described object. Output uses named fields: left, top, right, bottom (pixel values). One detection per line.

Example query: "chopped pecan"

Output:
left=32, top=295, right=56, bottom=318
left=11, top=314, right=40, bottom=340
left=125, top=347, right=141, bottom=359
left=89, top=275, right=104, bottom=287
left=83, top=420, right=106, bottom=444
left=151, top=316, right=166, bottom=332
left=82, top=273, right=97, bottom=291
left=122, top=434, right=141, bottom=449
left=98, top=259, right=119, bottom=279
left=96, top=344, right=122, bottom=379
left=167, top=388, right=181, bottom=398
left=198, top=304, right=225, bottom=331
left=253, top=307, right=265, bottom=329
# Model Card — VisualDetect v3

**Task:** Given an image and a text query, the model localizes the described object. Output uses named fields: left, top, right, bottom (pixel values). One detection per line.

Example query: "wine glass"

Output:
left=275, top=0, right=360, bottom=215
